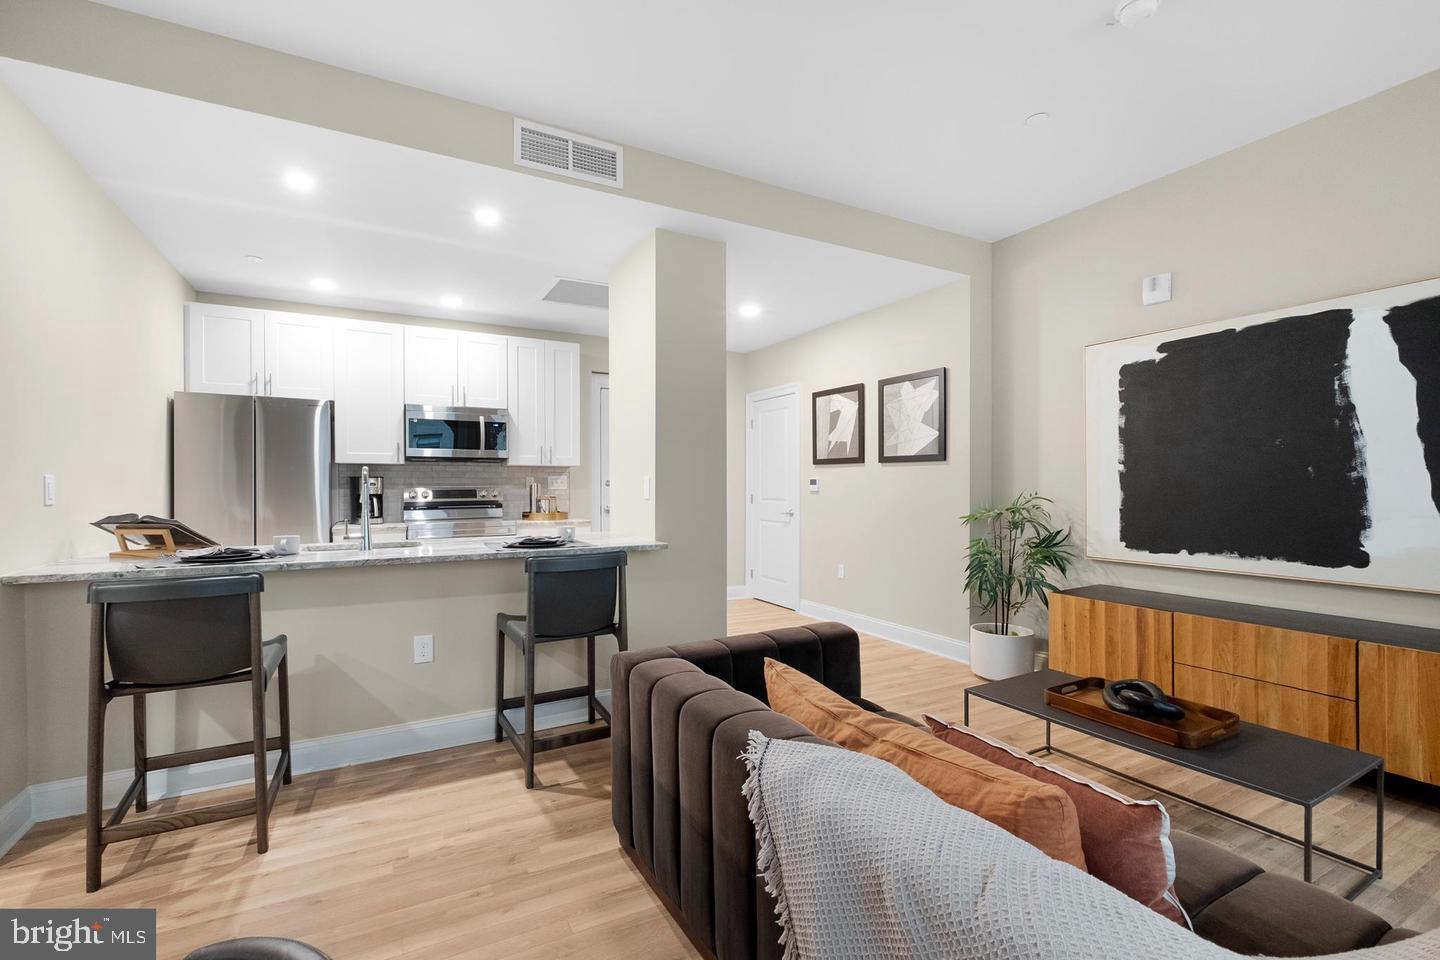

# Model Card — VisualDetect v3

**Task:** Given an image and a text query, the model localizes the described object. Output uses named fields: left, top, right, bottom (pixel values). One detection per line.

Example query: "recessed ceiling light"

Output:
left=283, top=169, right=316, bottom=193
left=1113, top=0, right=1161, bottom=28
left=738, top=302, right=763, bottom=320
left=244, top=254, right=264, bottom=263
left=473, top=205, right=503, bottom=228
left=1024, top=112, right=1051, bottom=127
left=439, top=294, right=463, bottom=309
left=309, top=277, right=336, bottom=292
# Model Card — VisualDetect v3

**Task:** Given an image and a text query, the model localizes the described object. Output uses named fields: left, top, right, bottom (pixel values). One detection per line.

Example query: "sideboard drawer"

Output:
left=1359, top=643, right=1440, bottom=785
left=1174, top=664, right=1356, bottom=748
left=1049, top=593, right=1173, bottom=692
left=1174, top=613, right=1356, bottom=699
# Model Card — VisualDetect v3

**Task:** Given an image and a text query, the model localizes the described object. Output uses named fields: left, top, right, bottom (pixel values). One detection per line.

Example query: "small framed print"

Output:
left=878, top=367, right=946, bottom=463
left=813, top=383, right=865, bottom=464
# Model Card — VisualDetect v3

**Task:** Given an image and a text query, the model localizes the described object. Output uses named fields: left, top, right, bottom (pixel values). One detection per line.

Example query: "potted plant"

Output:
left=961, top=492, right=1076, bottom=680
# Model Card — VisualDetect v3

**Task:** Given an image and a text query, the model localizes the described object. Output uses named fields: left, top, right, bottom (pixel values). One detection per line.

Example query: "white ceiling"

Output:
left=0, top=60, right=961, bottom=352
left=88, top=0, right=1440, bottom=241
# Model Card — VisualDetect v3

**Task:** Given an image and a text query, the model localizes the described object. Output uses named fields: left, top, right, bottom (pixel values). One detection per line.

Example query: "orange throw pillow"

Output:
left=764, top=659, right=1086, bottom=869
left=925, top=716, right=1184, bottom=924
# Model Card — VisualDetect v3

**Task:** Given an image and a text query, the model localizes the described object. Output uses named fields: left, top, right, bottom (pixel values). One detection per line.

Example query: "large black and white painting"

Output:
left=1086, top=278, right=1440, bottom=593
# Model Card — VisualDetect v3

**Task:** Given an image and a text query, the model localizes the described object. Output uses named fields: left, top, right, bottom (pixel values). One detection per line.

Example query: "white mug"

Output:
left=560, top=525, right=576, bottom=542
left=272, top=534, right=301, bottom=556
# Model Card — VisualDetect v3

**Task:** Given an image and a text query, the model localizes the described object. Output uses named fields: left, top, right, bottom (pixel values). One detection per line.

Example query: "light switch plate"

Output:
left=42, top=473, right=56, bottom=507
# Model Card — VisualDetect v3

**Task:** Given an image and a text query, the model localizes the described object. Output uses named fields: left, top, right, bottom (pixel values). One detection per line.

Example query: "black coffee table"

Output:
left=964, top=669, right=1384, bottom=899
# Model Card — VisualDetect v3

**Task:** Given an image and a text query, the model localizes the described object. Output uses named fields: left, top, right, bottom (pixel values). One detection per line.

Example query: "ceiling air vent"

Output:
left=543, top=277, right=609, bottom=310
left=514, top=118, right=624, bottom=188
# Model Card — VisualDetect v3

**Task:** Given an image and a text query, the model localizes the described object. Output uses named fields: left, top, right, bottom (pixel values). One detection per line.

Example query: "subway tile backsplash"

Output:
left=332, top=462, right=573, bottom=523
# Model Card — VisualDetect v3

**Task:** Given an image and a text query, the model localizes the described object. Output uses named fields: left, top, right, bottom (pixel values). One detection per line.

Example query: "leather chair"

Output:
left=494, top=551, right=628, bottom=788
left=85, top=574, right=292, bottom=891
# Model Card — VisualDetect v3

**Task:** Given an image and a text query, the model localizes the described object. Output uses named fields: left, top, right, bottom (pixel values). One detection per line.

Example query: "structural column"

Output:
left=609, top=229, right=727, bottom=641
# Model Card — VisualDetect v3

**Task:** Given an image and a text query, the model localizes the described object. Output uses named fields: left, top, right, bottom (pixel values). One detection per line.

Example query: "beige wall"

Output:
left=740, top=282, right=973, bottom=639
left=725, top=353, right=748, bottom=588
left=193, top=294, right=608, bottom=521
left=609, top=230, right=728, bottom=643
left=992, top=69, right=1440, bottom=632
left=0, top=80, right=193, bottom=808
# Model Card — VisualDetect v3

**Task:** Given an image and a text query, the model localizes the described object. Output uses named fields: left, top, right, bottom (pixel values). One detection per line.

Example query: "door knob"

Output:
left=783, top=509, right=795, bottom=518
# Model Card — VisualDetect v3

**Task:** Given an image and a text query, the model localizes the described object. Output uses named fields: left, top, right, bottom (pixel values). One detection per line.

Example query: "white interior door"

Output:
left=747, top=386, right=801, bottom=609
left=591, top=374, right=610, bottom=531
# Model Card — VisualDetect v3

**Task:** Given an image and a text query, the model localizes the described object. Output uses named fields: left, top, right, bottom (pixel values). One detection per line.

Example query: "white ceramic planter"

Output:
left=969, top=623, right=1037, bottom=681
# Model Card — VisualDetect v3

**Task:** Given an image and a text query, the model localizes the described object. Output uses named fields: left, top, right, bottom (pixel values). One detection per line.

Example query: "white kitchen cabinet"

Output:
left=544, top=340, right=581, bottom=466
left=185, top=303, right=264, bottom=395
left=264, top=312, right=334, bottom=400
left=506, top=336, right=581, bottom=466
left=458, top=331, right=508, bottom=409
left=404, top=326, right=459, bottom=407
left=506, top=336, right=546, bottom=465
left=334, top=318, right=405, bottom=464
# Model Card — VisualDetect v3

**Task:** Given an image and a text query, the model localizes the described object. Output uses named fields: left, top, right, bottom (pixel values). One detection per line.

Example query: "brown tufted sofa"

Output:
left=611, top=623, right=1417, bottom=960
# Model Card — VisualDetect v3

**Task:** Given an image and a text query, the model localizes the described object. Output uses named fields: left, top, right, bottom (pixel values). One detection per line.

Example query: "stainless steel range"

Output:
left=402, top=487, right=516, bottom=540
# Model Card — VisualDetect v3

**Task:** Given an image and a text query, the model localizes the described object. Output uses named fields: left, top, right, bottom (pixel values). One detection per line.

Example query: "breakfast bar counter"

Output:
left=0, top=533, right=665, bottom=585
left=3, top=533, right=694, bottom=794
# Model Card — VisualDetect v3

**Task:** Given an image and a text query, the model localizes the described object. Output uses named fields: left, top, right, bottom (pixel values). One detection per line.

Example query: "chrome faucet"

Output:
left=359, top=465, right=373, bottom=551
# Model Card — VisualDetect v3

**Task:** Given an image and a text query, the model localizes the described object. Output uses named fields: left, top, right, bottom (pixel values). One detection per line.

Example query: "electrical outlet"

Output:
left=547, top=474, right=569, bottom=490
left=643, top=475, right=651, bottom=500
left=837, top=563, right=846, bottom=580
left=413, top=634, right=434, bottom=664
left=42, top=473, right=56, bottom=507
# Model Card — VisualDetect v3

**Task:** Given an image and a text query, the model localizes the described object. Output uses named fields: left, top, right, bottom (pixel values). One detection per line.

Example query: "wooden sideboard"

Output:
left=1048, top=585, right=1440, bottom=785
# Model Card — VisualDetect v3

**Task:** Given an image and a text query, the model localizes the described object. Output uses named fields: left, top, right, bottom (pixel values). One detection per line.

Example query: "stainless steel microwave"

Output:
left=404, top=404, right=508, bottom=460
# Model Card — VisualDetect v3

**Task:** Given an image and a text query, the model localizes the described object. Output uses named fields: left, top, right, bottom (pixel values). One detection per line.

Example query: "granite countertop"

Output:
left=1, top=533, right=666, bottom=585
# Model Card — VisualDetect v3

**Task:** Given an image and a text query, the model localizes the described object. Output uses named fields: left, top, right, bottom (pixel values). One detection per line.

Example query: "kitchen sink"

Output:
left=307, top=540, right=423, bottom=552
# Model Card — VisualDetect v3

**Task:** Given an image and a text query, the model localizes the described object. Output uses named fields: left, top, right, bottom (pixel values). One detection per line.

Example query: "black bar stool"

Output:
left=495, top=551, right=628, bottom=788
left=85, top=574, right=292, bottom=892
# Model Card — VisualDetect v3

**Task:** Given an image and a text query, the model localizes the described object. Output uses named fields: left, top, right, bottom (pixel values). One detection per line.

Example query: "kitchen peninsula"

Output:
left=3, top=535, right=672, bottom=811
left=2, top=534, right=663, bottom=585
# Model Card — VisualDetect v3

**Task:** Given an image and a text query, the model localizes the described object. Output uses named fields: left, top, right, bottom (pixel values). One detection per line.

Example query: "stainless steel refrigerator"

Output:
left=173, top=392, right=333, bottom=546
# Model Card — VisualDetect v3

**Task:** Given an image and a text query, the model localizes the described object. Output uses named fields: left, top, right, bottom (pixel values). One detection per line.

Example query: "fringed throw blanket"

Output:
left=741, top=733, right=1439, bottom=960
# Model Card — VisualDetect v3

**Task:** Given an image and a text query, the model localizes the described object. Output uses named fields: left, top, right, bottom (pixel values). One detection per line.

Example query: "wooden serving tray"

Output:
left=1044, top=677, right=1240, bottom=749
left=522, top=511, right=569, bottom=521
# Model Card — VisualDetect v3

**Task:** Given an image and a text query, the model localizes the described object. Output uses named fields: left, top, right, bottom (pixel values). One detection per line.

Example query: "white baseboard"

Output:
left=0, top=788, right=34, bottom=861
left=8, top=692, right=608, bottom=849
left=726, top=584, right=750, bottom=600
left=796, top=600, right=969, bottom=663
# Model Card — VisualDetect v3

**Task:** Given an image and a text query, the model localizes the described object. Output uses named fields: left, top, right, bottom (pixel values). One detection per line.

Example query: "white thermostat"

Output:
left=1142, top=272, right=1173, bottom=306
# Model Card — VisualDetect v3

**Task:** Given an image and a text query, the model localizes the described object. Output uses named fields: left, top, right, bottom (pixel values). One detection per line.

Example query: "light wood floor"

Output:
left=3, top=599, right=1438, bottom=959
